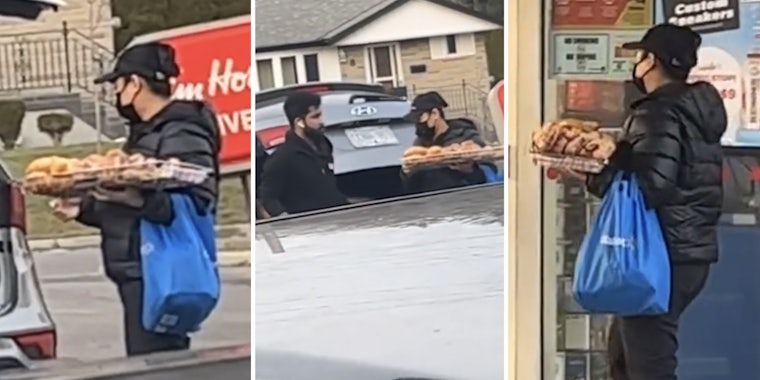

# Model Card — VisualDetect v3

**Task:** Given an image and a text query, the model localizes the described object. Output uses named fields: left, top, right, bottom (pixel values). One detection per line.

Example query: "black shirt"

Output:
left=259, top=130, right=348, bottom=216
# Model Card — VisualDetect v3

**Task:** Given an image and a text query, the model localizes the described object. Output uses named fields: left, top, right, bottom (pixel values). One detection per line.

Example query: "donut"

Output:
left=403, top=146, right=428, bottom=157
left=427, top=146, right=444, bottom=155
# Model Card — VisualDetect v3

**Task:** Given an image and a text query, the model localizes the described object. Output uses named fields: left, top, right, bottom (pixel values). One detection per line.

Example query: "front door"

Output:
left=366, top=44, right=400, bottom=89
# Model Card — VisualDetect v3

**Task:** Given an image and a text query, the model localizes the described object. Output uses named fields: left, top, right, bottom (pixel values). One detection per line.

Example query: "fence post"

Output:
left=62, top=21, right=72, bottom=92
left=462, top=79, right=469, bottom=115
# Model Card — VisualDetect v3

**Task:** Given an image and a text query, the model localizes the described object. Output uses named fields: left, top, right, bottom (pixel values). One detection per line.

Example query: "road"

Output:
left=33, top=248, right=251, bottom=361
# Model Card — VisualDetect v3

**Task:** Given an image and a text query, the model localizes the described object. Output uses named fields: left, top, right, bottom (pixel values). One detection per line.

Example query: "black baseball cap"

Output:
left=94, top=42, right=179, bottom=84
left=621, top=23, right=701, bottom=78
left=403, top=91, right=449, bottom=122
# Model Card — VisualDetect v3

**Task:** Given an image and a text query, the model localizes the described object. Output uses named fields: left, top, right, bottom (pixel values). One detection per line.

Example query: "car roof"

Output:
left=255, top=184, right=504, bottom=380
left=255, top=86, right=412, bottom=130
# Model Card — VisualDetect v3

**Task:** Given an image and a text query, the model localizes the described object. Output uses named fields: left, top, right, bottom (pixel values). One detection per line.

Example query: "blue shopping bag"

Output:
left=573, top=173, right=671, bottom=316
left=479, top=164, right=504, bottom=183
left=140, top=193, right=220, bottom=335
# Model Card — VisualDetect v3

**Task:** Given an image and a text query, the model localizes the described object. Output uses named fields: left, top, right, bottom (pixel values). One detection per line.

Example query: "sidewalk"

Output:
left=28, top=223, right=252, bottom=267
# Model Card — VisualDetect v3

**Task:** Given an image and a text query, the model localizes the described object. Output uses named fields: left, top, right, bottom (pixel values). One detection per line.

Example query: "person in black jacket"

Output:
left=258, top=91, right=348, bottom=216
left=577, top=24, right=726, bottom=380
left=52, top=42, right=221, bottom=356
left=255, top=136, right=271, bottom=219
left=401, top=91, right=497, bottom=194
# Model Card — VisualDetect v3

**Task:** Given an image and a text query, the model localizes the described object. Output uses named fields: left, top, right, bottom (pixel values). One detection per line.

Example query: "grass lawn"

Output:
left=2, top=143, right=250, bottom=239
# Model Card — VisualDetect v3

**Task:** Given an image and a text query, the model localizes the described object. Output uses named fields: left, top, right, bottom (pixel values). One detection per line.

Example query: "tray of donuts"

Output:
left=401, top=141, right=504, bottom=171
left=530, top=118, right=616, bottom=174
left=21, top=149, right=211, bottom=197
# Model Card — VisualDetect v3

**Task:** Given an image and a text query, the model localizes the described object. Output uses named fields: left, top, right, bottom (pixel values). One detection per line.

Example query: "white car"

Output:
left=0, top=161, right=56, bottom=371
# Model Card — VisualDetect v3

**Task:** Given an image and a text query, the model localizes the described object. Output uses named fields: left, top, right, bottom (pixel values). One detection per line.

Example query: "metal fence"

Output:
left=0, top=22, right=113, bottom=94
left=409, top=80, right=499, bottom=143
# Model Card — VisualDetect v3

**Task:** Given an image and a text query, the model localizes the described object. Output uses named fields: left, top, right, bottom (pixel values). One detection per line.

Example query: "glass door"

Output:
left=540, top=0, right=654, bottom=379
left=366, top=44, right=400, bottom=89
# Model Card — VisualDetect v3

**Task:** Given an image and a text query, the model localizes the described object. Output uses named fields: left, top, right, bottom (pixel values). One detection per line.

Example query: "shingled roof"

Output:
left=255, top=0, right=499, bottom=52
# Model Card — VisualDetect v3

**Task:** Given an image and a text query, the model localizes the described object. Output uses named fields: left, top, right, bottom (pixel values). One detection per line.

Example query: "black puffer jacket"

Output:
left=259, top=130, right=348, bottom=216
left=76, top=100, right=221, bottom=283
left=587, top=81, right=726, bottom=263
left=402, top=118, right=497, bottom=194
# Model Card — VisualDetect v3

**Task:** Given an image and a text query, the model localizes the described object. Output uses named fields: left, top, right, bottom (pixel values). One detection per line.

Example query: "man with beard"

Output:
left=52, top=42, right=221, bottom=356
left=401, top=91, right=497, bottom=194
left=258, top=91, right=348, bottom=216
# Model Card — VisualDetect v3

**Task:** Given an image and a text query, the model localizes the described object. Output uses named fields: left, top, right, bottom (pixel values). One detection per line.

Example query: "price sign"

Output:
left=720, top=88, right=737, bottom=100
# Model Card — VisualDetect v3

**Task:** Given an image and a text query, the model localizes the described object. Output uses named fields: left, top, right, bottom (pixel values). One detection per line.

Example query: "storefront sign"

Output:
left=133, top=17, right=252, bottom=166
left=552, top=0, right=654, bottom=29
left=553, top=34, right=610, bottom=75
left=661, top=0, right=740, bottom=34
left=657, top=0, right=760, bottom=146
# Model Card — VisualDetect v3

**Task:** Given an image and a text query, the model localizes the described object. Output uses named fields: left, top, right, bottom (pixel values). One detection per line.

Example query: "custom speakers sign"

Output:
left=661, top=0, right=740, bottom=34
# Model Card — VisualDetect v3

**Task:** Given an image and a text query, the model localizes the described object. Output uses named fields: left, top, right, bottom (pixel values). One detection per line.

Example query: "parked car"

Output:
left=0, top=161, right=56, bottom=371
left=255, top=82, right=415, bottom=201
left=0, top=0, right=60, bottom=372
left=255, top=184, right=505, bottom=380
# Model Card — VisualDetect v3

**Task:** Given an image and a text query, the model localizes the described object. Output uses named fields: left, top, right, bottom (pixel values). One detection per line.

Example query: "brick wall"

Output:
left=338, top=45, right=366, bottom=83
left=338, top=33, right=491, bottom=93
left=399, top=33, right=491, bottom=94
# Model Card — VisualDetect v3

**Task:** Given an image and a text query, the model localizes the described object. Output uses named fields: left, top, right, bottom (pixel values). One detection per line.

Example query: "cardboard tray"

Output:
left=22, top=160, right=211, bottom=197
left=402, top=146, right=504, bottom=170
left=530, top=151, right=607, bottom=174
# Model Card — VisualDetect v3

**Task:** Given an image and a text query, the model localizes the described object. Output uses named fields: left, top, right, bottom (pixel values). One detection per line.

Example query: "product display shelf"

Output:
left=555, top=177, right=613, bottom=380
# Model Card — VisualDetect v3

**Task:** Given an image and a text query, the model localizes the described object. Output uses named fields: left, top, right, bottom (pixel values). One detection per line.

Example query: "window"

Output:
left=367, top=44, right=400, bottom=88
left=429, top=33, right=476, bottom=60
left=280, top=56, right=298, bottom=86
left=445, top=35, right=457, bottom=54
left=256, top=59, right=275, bottom=90
left=303, top=54, right=320, bottom=82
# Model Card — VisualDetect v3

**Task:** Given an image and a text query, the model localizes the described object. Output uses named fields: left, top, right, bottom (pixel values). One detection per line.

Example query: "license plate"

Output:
left=344, top=126, right=399, bottom=148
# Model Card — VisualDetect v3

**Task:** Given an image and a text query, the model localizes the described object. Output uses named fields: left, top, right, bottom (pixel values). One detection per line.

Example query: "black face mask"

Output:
left=415, top=122, right=435, bottom=140
left=631, top=60, right=654, bottom=94
left=115, top=92, right=142, bottom=124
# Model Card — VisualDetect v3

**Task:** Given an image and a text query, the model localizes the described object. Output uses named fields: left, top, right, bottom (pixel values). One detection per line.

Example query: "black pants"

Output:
left=608, top=263, right=710, bottom=380
left=118, top=280, right=191, bottom=356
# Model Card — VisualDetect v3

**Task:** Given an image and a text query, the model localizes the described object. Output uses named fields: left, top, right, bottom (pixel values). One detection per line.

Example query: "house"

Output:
left=255, top=0, right=501, bottom=102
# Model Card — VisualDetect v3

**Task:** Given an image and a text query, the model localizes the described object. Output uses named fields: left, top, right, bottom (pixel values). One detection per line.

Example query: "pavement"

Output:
left=34, top=248, right=251, bottom=361
left=28, top=223, right=251, bottom=267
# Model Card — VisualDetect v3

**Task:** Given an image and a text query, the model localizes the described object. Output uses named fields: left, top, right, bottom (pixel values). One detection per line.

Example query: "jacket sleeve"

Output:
left=628, top=108, right=682, bottom=208
left=75, top=194, right=101, bottom=227
left=142, top=121, right=219, bottom=224
left=585, top=142, right=632, bottom=198
left=258, top=154, right=288, bottom=216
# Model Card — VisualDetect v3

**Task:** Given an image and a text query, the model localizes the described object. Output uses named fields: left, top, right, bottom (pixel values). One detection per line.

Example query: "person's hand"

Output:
left=92, top=186, right=144, bottom=208
left=51, top=198, right=81, bottom=222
